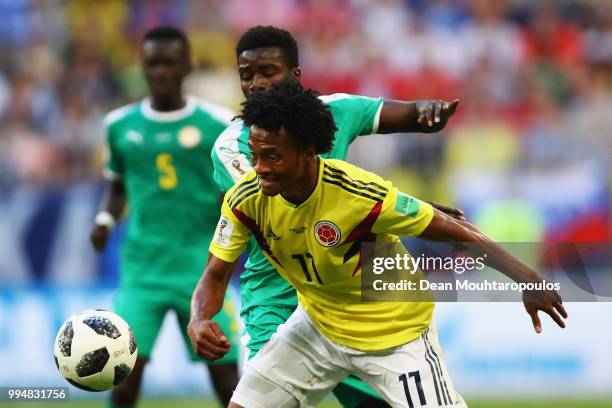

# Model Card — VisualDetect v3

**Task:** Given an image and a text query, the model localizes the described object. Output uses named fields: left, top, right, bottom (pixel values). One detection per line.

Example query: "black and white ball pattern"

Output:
left=83, top=316, right=121, bottom=339
left=75, top=347, right=110, bottom=377
left=128, top=327, right=137, bottom=354
left=57, top=321, right=73, bottom=357
left=53, top=310, right=137, bottom=392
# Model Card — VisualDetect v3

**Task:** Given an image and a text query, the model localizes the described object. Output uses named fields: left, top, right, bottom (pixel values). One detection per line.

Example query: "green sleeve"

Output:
left=211, top=121, right=253, bottom=191
left=102, top=118, right=124, bottom=180
left=212, top=149, right=239, bottom=192
left=323, top=93, right=384, bottom=141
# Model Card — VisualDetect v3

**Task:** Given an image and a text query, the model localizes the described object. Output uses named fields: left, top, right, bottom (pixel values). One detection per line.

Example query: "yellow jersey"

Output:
left=210, top=158, right=434, bottom=351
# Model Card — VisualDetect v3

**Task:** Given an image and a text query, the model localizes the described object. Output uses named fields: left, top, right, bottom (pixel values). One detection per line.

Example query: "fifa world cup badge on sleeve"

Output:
left=395, top=192, right=420, bottom=218
left=214, top=216, right=234, bottom=248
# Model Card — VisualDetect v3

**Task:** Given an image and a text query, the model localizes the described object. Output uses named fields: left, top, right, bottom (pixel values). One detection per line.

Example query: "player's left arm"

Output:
left=419, top=209, right=568, bottom=333
left=347, top=95, right=464, bottom=219
left=377, top=98, right=465, bottom=218
left=378, top=98, right=460, bottom=134
left=381, top=108, right=465, bottom=216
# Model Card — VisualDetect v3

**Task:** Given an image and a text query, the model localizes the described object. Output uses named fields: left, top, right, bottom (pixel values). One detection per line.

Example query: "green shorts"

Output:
left=114, top=284, right=239, bottom=365
left=242, top=305, right=382, bottom=407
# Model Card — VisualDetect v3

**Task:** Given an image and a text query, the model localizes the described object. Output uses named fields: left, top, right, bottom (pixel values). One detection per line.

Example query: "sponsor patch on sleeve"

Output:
left=394, top=192, right=420, bottom=218
left=213, top=216, right=234, bottom=248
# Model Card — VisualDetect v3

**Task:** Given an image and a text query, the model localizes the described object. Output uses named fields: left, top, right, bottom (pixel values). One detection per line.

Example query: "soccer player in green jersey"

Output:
left=190, top=80, right=567, bottom=408
left=208, top=26, right=462, bottom=408
left=90, top=27, right=240, bottom=408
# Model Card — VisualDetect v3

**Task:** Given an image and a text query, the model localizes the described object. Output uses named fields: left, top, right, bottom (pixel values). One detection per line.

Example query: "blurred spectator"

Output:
left=1, top=0, right=608, bottom=185
left=583, top=0, right=612, bottom=66
left=0, top=0, right=609, bottom=284
left=0, top=0, right=38, bottom=50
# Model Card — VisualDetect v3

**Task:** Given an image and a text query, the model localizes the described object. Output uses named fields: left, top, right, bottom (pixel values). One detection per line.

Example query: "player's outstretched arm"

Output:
left=188, top=254, right=236, bottom=361
left=378, top=99, right=459, bottom=134
left=427, top=201, right=465, bottom=221
left=418, top=209, right=568, bottom=333
left=90, top=180, right=126, bottom=251
left=373, top=99, right=464, bottom=215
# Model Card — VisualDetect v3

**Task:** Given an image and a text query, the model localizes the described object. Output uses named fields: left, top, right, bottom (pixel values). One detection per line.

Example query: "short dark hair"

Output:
left=240, top=80, right=336, bottom=155
left=235, top=26, right=299, bottom=68
left=142, top=26, right=190, bottom=53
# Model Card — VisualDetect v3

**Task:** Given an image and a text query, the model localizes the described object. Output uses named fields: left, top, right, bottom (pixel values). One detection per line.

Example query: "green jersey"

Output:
left=211, top=93, right=383, bottom=314
left=104, top=96, right=234, bottom=288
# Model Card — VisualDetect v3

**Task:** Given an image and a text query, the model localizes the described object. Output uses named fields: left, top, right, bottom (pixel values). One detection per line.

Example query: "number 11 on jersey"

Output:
left=292, top=253, right=324, bottom=284
left=156, top=153, right=178, bottom=190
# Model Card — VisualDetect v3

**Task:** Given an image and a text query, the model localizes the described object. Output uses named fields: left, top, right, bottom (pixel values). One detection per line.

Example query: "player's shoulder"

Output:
left=214, top=119, right=246, bottom=146
left=212, top=119, right=249, bottom=160
left=318, top=93, right=379, bottom=106
left=103, top=102, right=140, bottom=129
left=323, top=159, right=389, bottom=185
left=193, top=97, right=236, bottom=125
left=224, top=170, right=261, bottom=209
left=321, top=159, right=392, bottom=202
left=318, top=93, right=355, bottom=104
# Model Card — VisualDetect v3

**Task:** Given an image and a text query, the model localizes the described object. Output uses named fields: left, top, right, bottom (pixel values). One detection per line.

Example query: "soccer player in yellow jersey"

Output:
left=188, top=81, right=568, bottom=408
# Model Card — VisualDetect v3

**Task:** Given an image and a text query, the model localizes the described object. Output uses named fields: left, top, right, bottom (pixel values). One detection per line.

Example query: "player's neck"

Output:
left=281, top=157, right=320, bottom=206
left=150, top=94, right=186, bottom=112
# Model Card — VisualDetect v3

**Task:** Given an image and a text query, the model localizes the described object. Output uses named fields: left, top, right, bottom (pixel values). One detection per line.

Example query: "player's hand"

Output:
left=428, top=201, right=465, bottom=221
left=187, top=318, right=231, bottom=361
left=90, top=225, right=110, bottom=252
left=522, top=289, right=568, bottom=333
left=416, top=99, right=460, bottom=128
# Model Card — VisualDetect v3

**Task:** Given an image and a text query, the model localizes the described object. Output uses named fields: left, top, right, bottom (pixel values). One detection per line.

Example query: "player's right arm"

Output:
left=90, top=112, right=128, bottom=252
left=188, top=254, right=237, bottom=361
left=188, top=190, right=253, bottom=360
left=90, top=180, right=126, bottom=251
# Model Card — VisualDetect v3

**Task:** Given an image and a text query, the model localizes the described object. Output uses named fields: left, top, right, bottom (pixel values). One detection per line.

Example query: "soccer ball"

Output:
left=53, top=309, right=137, bottom=391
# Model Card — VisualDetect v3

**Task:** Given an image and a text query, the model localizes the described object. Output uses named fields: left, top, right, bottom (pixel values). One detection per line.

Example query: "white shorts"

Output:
left=231, top=305, right=467, bottom=408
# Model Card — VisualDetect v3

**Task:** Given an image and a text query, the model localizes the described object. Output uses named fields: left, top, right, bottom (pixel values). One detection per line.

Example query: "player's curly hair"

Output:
left=239, top=80, right=337, bottom=155
left=143, top=26, right=190, bottom=55
left=235, top=26, right=299, bottom=68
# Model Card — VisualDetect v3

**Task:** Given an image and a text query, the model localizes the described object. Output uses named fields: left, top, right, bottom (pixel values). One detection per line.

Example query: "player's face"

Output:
left=142, top=40, right=191, bottom=99
left=249, top=125, right=310, bottom=196
left=238, top=47, right=301, bottom=98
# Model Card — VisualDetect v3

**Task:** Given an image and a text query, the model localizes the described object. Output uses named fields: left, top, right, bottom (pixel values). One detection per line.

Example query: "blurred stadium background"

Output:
left=0, top=0, right=610, bottom=407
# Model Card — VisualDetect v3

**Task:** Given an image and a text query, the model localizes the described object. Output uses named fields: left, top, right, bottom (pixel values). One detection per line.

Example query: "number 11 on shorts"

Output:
left=399, top=370, right=426, bottom=408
